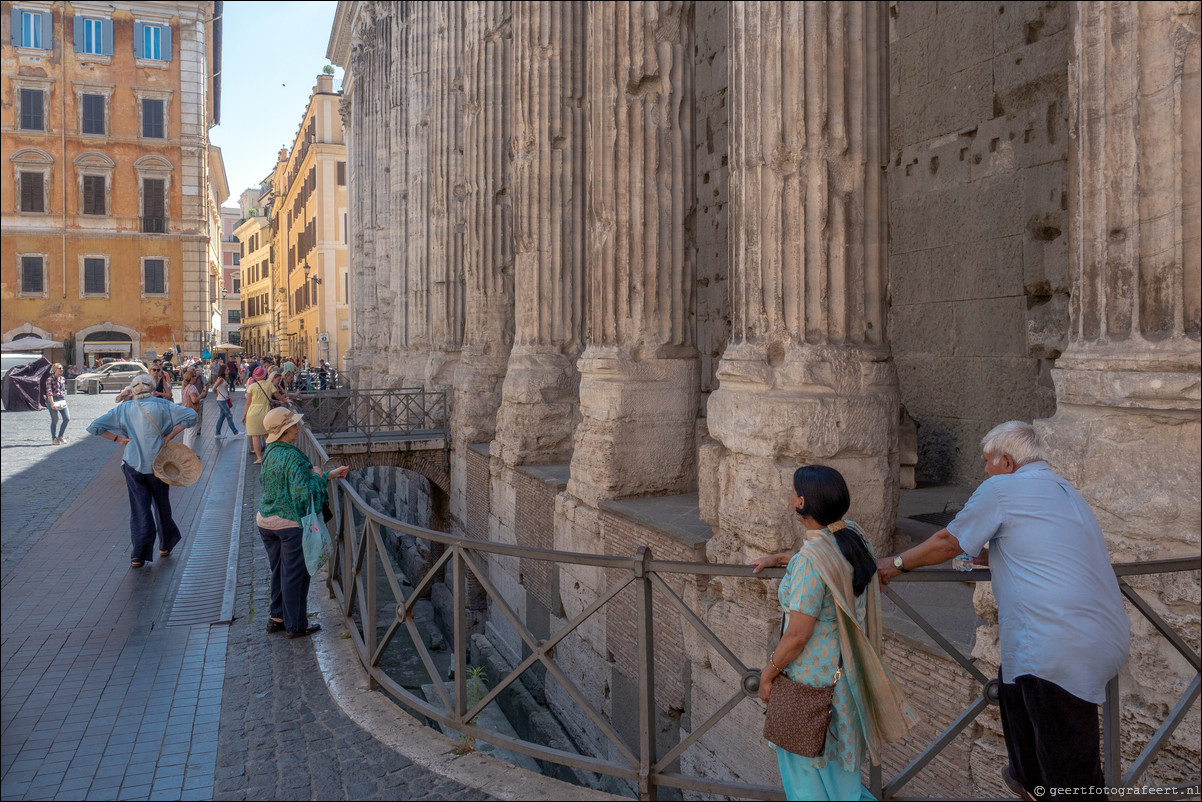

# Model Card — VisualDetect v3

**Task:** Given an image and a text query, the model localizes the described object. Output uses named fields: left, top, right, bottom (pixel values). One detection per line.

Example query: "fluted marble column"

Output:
left=493, top=1, right=587, bottom=467
left=1039, top=1, right=1200, bottom=557
left=707, top=1, right=897, bottom=556
left=400, top=3, right=434, bottom=384
left=421, top=2, right=466, bottom=389
left=567, top=1, right=700, bottom=506
left=454, top=1, right=515, bottom=445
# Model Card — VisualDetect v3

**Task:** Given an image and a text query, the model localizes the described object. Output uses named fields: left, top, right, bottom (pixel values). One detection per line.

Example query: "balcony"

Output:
left=141, top=216, right=166, bottom=234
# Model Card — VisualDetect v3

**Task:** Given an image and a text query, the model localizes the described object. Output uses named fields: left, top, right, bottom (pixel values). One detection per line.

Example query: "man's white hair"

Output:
left=980, top=420, right=1045, bottom=466
left=130, top=372, right=155, bottom=399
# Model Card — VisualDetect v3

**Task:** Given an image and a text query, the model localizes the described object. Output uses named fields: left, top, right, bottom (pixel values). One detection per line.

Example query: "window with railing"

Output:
left=141, top=178, right=166, bottom=233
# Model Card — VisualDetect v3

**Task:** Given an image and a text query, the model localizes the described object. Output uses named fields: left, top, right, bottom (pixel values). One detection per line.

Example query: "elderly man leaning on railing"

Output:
left=876, top=421, right=1130, bottom=802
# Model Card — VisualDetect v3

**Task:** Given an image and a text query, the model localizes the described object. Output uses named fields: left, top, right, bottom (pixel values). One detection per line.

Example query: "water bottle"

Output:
left=953, top=552, right=974, bottom=572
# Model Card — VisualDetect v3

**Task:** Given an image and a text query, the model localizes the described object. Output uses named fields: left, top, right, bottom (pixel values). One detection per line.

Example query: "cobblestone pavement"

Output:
left=1, top=390, right=489, bottom=802
left=212, top=456, right=490, bottom=801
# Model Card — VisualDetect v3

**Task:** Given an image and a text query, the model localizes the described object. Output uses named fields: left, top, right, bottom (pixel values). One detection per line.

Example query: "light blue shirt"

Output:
left=948, top=461, right=1130, bottom=703
left=87, top=397, right=198, bottom=474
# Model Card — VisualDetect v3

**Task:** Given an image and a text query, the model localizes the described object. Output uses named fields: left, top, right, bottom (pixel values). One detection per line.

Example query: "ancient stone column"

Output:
left=400, top=3, right=434, bottom=384
left=423, top=2, right=466, bottom=389
left=706, top=1, right=898, bottom=557
left=493, top=1, right=587, bottom=468
left=567, top=0, right=700, bottom=507
left=1038, top=2, right=1200, bottom=776
left=454, top=1, right=515, bottom=446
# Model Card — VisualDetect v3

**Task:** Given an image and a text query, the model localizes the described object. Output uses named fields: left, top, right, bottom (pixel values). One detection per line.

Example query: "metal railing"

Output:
left=293, top=387, right=447, bottom=442
left=300, top=426, right=1200, bottom=800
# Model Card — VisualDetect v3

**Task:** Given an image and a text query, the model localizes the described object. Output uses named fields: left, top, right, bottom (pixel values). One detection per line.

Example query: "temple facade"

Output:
left=328, top=1, right=1199, bottom=794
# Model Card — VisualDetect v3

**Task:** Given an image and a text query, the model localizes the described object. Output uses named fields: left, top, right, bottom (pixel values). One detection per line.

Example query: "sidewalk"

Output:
left=2, top=392, right=611, bottom=802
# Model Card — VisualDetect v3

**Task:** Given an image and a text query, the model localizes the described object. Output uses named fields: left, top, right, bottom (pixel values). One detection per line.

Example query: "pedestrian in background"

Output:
left=150, top=361, right=173, bottom=402
left=45, top=363, right=69, bottom=445
left=243, top=366, right=285, bottom=464
left=180, top=367, right=207, bottom=452
left=876, top=421, right=1130, bottom=800
left=212, top=363, right=239, bottom=438
left=256, top=407, right=349, bottom=638
left=87, top=373, right=198, bottom=568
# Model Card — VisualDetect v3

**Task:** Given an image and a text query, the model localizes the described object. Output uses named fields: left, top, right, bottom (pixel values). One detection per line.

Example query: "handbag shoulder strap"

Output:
left=133, top=399, right=166, bottom=444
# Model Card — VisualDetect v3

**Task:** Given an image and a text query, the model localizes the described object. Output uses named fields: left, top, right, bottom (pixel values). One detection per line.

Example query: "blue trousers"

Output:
left=214, top=400, right=238, bottom=435
left=48, top=402, right=69, bottom=439
left=122, top=462, right=182, bottom=562
left=258, top=525, right=311, bottom=633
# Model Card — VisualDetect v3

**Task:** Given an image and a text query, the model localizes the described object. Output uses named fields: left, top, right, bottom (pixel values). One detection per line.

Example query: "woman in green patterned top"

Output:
left=256, top=407, right=350, bottom=638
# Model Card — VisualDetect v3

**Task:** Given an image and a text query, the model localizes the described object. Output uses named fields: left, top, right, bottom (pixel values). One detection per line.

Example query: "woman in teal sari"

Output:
left=751, top=465, right=918, bottom=801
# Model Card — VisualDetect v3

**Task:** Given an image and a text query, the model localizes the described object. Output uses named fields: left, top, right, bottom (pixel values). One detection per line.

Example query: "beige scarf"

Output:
left=800, top=524, right=920, bottom=765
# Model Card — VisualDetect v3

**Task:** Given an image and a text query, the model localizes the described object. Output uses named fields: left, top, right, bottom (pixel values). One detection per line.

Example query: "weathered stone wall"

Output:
left=889, top=0, right=1071, bottom=484
left=328, top=1, right=1201, bottom=794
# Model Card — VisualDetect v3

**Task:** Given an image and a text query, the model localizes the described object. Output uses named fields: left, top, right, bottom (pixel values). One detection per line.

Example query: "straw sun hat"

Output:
left=264, top=407, right=304, bottom=444
left=153, top=442, right=202, bottom=487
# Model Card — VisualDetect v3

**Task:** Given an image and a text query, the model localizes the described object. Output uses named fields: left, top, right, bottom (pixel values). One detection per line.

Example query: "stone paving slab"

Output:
left=2, top=396, right=239, bottom=801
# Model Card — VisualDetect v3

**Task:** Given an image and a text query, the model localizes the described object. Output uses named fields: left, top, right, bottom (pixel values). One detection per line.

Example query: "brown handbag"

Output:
left=762, top=665, right=841, bottom=758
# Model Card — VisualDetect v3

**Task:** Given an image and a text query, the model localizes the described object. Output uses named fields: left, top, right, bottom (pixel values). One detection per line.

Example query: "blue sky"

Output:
left=209, top=1, right=342, bottom=206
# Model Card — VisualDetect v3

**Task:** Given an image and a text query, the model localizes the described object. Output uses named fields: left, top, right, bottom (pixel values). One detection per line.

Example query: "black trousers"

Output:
left=998, top=669, right=1106, bottom=800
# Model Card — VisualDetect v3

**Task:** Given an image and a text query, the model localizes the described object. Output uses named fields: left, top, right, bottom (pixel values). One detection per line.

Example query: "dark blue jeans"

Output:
left=121, top=462, right=182, bottom=562
left=258, top=525, right=311, bottom=633
left=48, top=402, right=69, bottom=439
left=215, top=400, right=238, bottom=435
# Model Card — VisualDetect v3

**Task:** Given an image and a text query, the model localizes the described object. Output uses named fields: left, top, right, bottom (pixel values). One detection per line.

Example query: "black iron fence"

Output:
left=293, top=387, right=447, bottom=441
left=298, top=427, right=1200, bottom=800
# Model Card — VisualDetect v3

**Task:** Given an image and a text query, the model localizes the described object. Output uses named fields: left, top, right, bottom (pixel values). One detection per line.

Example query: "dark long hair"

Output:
left=793, top=465, right=877, bottom=597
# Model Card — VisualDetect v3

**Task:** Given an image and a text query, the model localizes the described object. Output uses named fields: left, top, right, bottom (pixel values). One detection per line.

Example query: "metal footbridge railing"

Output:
left=299, top=426, right=1200, bottom=800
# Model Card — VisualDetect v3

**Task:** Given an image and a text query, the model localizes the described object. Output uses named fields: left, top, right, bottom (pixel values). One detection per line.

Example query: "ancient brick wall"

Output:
left=889, top=1, right=1071, bottom=484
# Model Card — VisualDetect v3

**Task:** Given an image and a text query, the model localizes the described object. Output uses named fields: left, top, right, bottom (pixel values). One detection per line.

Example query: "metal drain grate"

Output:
left=164, top=442, right=245, bottom=627
left=907, top=510, right=959, bottom=527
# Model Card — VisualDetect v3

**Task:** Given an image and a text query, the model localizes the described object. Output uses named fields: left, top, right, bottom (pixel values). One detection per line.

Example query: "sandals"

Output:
left=159, top=550, right=172, bottom=557
left=266, top=618, right=285, bottom=634
left=285, top=624, right=322, bottom=639
left=130, top=560, right=144, bottom=568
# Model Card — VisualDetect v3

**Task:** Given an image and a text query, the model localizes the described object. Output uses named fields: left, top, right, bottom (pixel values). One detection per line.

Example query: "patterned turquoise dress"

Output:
left=775, top=526, right=876, bottom=800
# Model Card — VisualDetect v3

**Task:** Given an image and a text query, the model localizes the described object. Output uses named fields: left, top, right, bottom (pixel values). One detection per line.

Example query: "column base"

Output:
left=494, top=345, right=581, bottom=468
left=707, top=344, right=901, bottom=554
left=566, top=347, right=700, bottom=507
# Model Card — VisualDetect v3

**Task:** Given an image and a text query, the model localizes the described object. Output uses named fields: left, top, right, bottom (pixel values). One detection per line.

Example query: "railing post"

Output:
left=1103, top=674, right=1121, bottom=788
left=365, top=519, right=378, bottom=690
left=636, top=546, right=658, bottom=801
left=453, top=547, right=468, bottom=724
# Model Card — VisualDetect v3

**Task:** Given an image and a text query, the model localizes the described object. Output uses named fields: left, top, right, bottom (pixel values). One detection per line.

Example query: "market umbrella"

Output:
left=2, top=338, right=63, bottom=351
left=212, top=343, right=243, bottom=353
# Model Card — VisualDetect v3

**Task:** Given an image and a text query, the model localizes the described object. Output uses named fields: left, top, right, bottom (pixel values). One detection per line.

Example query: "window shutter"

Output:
left=10, top=8, right=20, bottom=46
left=162, top=24, right=172, bottom=61
left=102, top=18, right=113, bottom=55
left=73, top=15, right=83, bottom=52
left=133, top=21, right=143, bottom=58
left=39, top=11, right=51, bottom=49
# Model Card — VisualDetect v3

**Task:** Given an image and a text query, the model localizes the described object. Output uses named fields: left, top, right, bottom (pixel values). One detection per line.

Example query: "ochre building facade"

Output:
left=1, top=1, right=223, bottom=365
left=329, top=1, right=1200, bottom=795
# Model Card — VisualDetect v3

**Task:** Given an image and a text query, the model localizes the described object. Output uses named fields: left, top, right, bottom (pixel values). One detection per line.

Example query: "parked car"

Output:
left=74, top=360, right=150, bottom=392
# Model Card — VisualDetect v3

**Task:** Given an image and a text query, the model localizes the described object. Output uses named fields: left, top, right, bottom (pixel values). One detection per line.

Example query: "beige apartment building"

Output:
left=270, top=72, right=348, bottom=369
left=1, top=0, right=223, bottom=365
left=234, top=195, right=269, bottom=356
